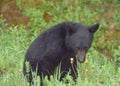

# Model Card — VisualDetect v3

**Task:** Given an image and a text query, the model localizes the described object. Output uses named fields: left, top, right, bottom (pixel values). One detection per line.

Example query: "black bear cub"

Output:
left=23, top=22, right=99, bottom=86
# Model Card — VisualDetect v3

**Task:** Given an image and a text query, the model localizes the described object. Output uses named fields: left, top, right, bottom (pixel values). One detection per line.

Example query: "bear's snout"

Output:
left=76, top=50, right=86, bottom=63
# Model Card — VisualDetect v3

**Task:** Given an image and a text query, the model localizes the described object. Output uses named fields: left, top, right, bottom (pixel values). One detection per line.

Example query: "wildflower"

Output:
left=85, top=69, right=88, bottom=72
left=91, top=64, right=94, bottom=69
left=87, top=52, right=91, bottom=57
left=70, top=57, right=74, bottom=64
left=85, top=59, right=88, bottom=64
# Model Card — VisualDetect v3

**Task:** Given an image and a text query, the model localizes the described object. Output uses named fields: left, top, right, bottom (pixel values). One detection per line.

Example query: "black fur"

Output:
left=23, top=22, right=99, bottom=86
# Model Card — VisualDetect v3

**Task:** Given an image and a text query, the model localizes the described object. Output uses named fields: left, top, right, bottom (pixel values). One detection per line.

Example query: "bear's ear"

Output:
left=88, top=23, right=99, bottom=33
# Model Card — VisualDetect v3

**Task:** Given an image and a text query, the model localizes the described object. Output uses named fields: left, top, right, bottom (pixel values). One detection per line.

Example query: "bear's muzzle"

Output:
left=76, top=50, right=86, bottom=63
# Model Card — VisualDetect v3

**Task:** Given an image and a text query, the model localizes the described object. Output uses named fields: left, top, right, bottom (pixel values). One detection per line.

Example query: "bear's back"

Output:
left=25, top=23, right=67, bottom=63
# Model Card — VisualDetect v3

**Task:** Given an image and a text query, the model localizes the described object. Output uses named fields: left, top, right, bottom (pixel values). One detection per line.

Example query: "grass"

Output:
left=0, top=0, right=120, bottom=86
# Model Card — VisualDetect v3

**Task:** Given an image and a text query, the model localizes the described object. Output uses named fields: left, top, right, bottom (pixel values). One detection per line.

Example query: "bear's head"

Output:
left=65, top=22, right=99, bottom=63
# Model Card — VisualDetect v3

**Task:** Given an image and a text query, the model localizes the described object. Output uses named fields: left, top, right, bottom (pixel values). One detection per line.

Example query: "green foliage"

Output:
left=0, top=0, right=120, bottom=86
left=114, top=13, right=120, bottom=27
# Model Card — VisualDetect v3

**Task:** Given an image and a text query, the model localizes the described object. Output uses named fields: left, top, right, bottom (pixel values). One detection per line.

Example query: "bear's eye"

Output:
left=84, top=47, right=88, bottom=50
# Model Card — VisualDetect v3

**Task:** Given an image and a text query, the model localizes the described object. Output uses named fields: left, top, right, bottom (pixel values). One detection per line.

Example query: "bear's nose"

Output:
left=76, top=50, right=86, bottom=63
